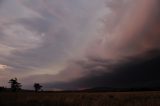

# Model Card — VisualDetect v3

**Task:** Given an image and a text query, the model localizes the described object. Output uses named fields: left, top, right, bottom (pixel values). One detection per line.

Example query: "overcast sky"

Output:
left=0, top=0, right=160, bottom=90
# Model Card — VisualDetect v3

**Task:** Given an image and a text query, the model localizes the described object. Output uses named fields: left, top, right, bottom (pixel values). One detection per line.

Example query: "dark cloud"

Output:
left=31, top=0, right=160, bottom=90
left=44, top=50, right=160, bottom=90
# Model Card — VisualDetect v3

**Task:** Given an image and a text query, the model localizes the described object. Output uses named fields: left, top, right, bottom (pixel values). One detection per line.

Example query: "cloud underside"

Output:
left=45, top=50, right=160, bottom=90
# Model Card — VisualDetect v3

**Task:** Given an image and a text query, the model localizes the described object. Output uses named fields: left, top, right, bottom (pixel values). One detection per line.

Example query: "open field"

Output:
left=0, top=91, right=160, bottom=106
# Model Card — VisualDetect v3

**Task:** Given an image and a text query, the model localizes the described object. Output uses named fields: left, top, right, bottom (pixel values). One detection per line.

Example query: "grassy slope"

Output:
left=0, top=91, right=160, bottom=106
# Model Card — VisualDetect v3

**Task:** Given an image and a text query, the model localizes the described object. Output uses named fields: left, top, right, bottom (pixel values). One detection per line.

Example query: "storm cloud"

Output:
left=44, top=0, right=160, bottom=90
left=0, top=0, right=107, bottom=86
left=0, top=0, right=160, bottom=90
left=45, top=50, right=160, bottom=90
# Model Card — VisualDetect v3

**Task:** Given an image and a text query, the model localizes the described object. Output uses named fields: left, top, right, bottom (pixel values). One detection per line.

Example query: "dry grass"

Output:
left=0, top=91, right=160, bottom=106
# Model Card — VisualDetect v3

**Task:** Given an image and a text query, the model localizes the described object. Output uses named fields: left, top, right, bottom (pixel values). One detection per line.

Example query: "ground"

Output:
left=0, top=91, right=160, bottom=106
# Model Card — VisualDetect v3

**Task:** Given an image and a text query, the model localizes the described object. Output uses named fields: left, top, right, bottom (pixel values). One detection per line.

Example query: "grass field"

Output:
left=0, top=91, right=160, bottom=106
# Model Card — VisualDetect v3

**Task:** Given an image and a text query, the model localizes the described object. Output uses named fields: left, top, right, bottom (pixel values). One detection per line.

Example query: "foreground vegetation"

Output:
left=0, top=91, right=160, bottom=106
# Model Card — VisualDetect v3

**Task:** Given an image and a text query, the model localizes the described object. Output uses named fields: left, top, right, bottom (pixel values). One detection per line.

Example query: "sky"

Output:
left=0, top=0, right=160, bottom=90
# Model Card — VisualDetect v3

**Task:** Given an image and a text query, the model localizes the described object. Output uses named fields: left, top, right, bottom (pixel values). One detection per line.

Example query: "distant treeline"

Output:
left=80, top=87, right=160, bottom=92
left=0, top=87, right=8, bottom=92
left=53, top=87, right=160, bottom=93
left=1, top=86, right=160, bottom=92
left=0, top=87, right=32, bottom=92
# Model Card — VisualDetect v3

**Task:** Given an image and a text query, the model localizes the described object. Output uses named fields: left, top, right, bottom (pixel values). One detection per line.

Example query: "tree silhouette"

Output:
left=8, top=78, right=22, bottom=92
left=34, top=83, right=42, bottom=92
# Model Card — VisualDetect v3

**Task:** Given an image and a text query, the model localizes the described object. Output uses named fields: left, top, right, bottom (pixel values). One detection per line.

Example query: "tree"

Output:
left=34, top=83, right=42, bottom=92
left=8, top=78, right=22, bottom=92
